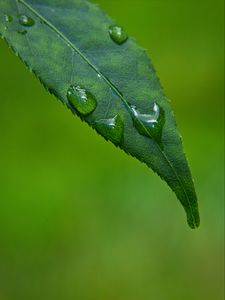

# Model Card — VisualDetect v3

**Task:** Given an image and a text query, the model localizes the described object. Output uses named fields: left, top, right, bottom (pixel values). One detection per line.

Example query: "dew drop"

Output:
left=5, top=15, right=13, bottom=22
left=67, top=85, right=97, bottom=116
left=18, top=14, right=35, bottom=27
left=108, top=25, right=128, bottom=45
left=131, top=102, right=165, bottom=145
left=17, top=29, right=27, bottom=35
left=95, top=114, right=124, bottom=145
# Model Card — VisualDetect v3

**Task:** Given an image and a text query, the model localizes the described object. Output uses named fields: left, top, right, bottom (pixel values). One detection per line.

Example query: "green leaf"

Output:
left=0, top=0, right=200, bottom=228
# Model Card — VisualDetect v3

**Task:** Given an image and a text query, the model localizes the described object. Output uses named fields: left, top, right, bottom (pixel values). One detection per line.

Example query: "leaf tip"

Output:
left=186, top=209, right=200, bottom=229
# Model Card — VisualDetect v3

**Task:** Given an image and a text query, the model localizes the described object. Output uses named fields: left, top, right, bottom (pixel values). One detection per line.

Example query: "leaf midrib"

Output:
left=17, top=0, right=197, bottom=227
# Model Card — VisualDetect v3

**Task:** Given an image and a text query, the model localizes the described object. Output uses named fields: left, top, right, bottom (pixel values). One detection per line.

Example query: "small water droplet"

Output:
left=67, top=85, right=97, bottom=116
left=131, top=102, right=165, bottom=145
left=95, top=114, right=124, bottom=145
left=5, top=15, right=13, bottom=22
left=18, top=14, right=35, bottom=27
left=17, top=29, right=27, bottom=35
left=108, top=25, right=128, bottom=45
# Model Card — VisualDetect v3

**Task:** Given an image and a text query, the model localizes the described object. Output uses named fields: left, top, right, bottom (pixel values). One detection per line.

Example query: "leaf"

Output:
left=0, top=0, right=200, bottom=228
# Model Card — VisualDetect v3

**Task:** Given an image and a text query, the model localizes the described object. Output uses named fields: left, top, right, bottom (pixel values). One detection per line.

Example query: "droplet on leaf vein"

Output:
left=131, top=102, right=165, bottom=145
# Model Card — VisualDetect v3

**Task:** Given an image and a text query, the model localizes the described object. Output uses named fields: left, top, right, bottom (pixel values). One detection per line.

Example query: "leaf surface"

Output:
left=0, top=0, right=200, bottom=228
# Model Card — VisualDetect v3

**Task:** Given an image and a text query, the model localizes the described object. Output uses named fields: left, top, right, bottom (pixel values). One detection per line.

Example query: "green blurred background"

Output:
left=0, top=0, right=224, bottom=299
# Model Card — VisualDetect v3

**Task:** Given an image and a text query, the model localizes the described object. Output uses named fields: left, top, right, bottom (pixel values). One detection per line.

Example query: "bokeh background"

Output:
left=0, top=0, right=224, bottom=299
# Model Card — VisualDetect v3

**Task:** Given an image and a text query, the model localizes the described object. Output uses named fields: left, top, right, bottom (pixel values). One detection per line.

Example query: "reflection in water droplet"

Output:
left=5, top=15, right=13, bottom=22
left=67, top=85, right=97, bottom=116
left=18, top=14, right=35, bottom=27
left=131, top=102, right=165, bottom=146
left=131, top=103, right=160, bottom=124
left=95, top=114, right=124, bottom=145
left=109, top=25, right=128, bottom=45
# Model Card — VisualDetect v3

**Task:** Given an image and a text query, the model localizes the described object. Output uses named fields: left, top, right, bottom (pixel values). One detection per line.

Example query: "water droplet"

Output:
left=17, top=29, right=27, bottom=35
left=108, top=25, right=128, bottom=45
left=67, top=85, right=97, bottom=116
left=95, top=114, right=124, bottom=145
left=131, top=102, right=165, bottom=145
left=18, top=14, right=35, bottom=27
left=5, top=15, right=13, bottom=22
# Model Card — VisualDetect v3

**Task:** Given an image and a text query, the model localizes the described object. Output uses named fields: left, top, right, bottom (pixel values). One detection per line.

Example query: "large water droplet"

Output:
left=95, top=114, right=124, bottom=145
left=108, top=25, right=128, bottom=45
left=5, top=15, right=13, bottom=22
left=67, top=85, right=97, bottom=116
left=131, top=102, right=165, bottom=145
left=18, top=14, right=35, bottom=27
